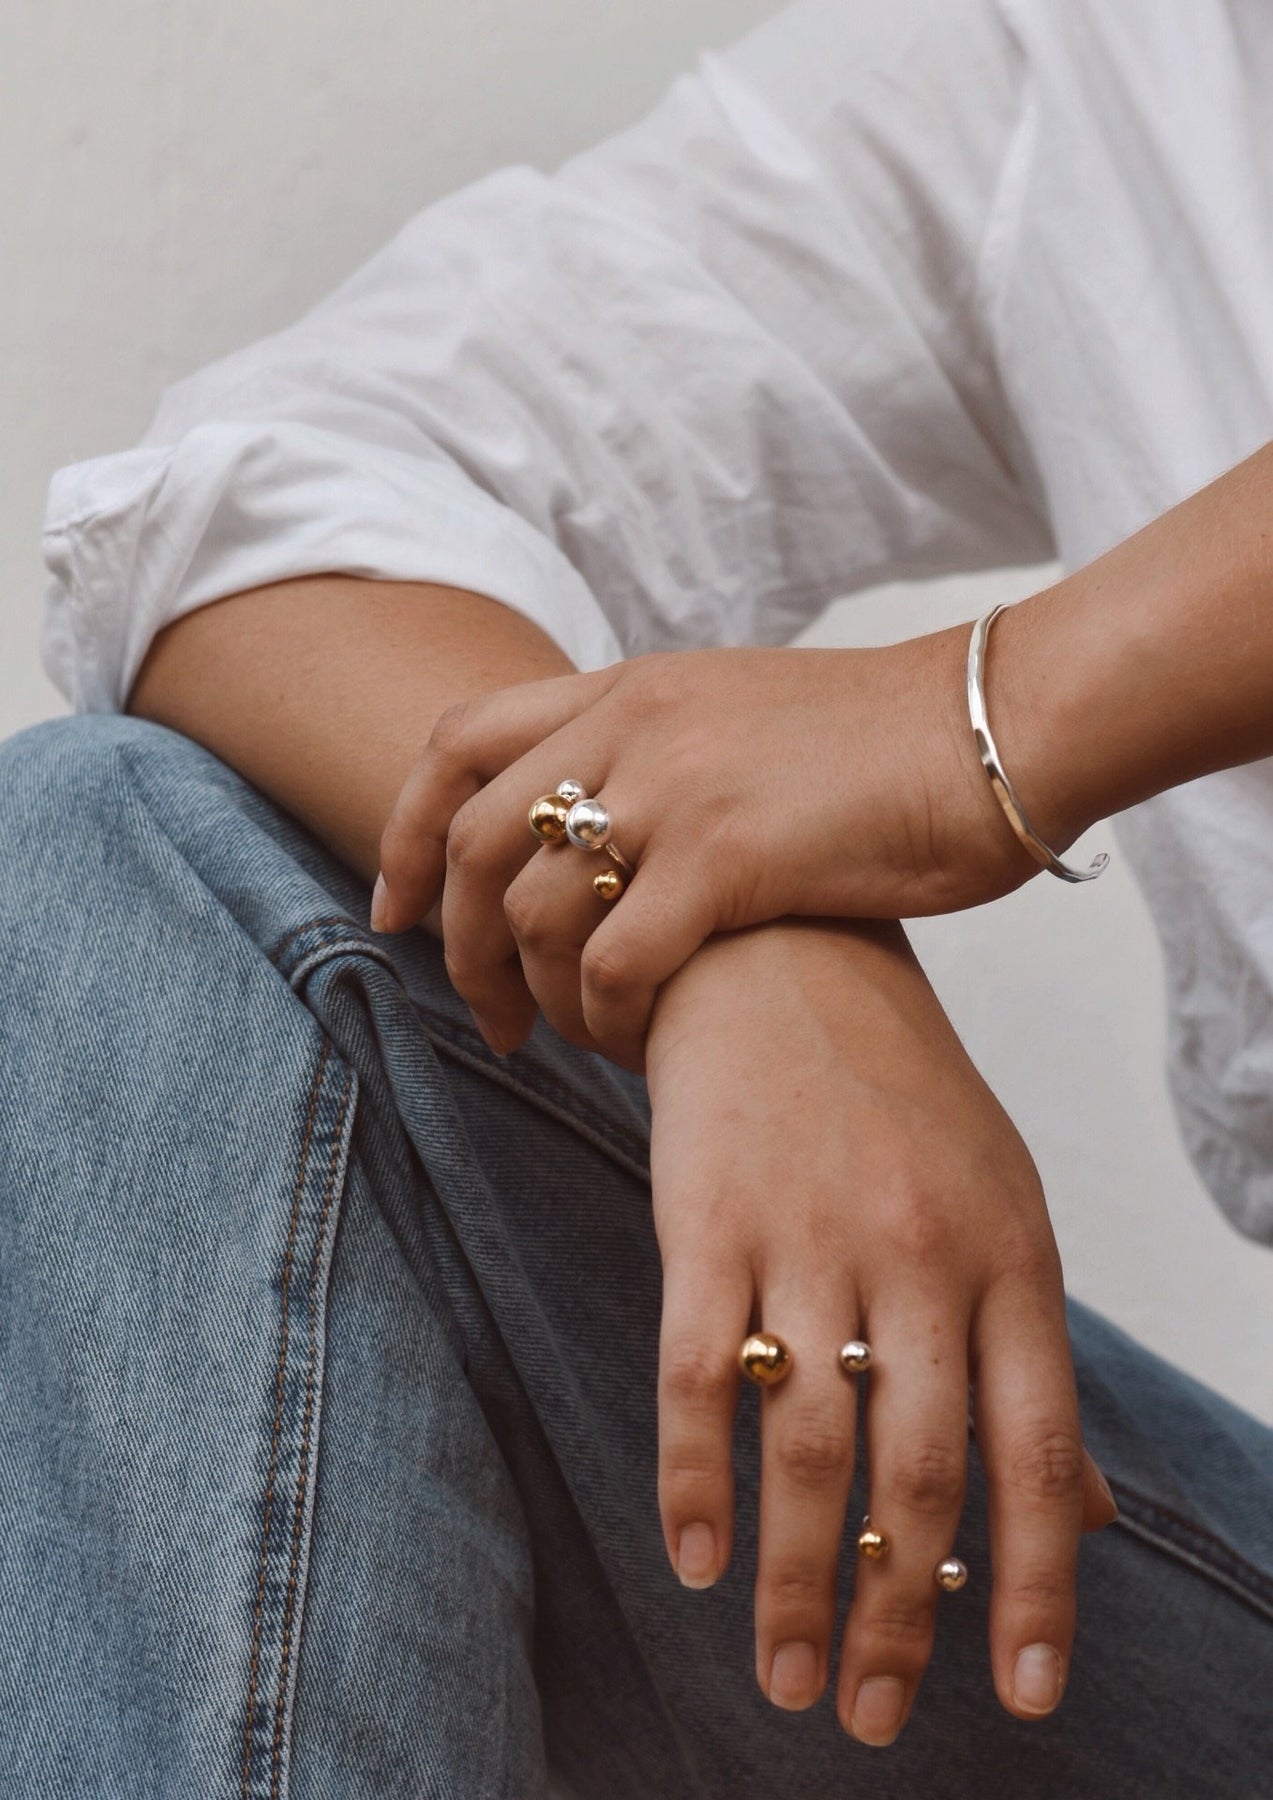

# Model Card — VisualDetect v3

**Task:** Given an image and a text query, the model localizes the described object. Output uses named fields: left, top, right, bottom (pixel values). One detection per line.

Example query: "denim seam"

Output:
left=418, top=1013, right=653, bottom=1185
left=269, top=917, right=654, bottom=1183
left=286, top=937, right=401, bottom=990
left=270, top=1062, right=355, bottom=1798
left=1110, top=1480, right=1273, bottom=1626
left=241, top=1038, right=329, bottom=1799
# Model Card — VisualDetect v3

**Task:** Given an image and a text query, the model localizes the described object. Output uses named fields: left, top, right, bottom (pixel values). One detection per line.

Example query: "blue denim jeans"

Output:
left=1, top=714, right=1271, bottom=1798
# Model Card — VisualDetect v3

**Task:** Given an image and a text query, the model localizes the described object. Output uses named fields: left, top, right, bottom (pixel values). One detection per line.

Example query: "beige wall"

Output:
left=4, top=0, right=1271, bottom=1421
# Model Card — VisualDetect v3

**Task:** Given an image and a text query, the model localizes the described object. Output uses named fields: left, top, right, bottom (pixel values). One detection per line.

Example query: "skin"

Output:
left=131, top=572, right=1114, bottom=1748
left=372, top=438, right=1273, bottom=1067
left=647, top=918, right=1101, bottom=1739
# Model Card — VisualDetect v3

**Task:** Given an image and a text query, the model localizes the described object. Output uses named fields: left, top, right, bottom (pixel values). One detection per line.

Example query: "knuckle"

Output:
left=885, top=1441, right=965, bottom=1517
left=1005, top=1429, right=1086, bottom=1503
left=660, top=1451, right=726, bottom=1490
left=659, top=1456, right=726, bottom=1514
left=859, top=1598, right=935, bottom=1663
left=445, top=803, right=488, bottom=875
left=879, top=1194, right=958, bottom=1270
left=776, top=1409, right=854, bottom=1489
left=661, top=1341, right=736, bottom=1411
left=621, top=657, right=677, bottom=724
left=766, top=1567, right=829, bottom=1614
left=993, top=1228, right=1060, bottom=1288
left=581, top=938, right=631, bottom=1004
left=502, top=884, right=552, bottom=950
left=1006, top=1570, right=1074, bottom=1613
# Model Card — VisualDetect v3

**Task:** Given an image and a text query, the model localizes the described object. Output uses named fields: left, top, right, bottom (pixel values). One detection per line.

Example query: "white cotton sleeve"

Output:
left=41, top=0, right=1051, bottom=713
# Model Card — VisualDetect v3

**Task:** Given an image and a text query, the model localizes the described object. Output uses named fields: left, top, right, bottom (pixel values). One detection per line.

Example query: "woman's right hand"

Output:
left=644, top=917, right=1116, bottom=1746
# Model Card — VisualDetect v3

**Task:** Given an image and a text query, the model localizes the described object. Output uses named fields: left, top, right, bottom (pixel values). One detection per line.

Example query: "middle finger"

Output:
left=753, top=1278, right=862, bottom=1713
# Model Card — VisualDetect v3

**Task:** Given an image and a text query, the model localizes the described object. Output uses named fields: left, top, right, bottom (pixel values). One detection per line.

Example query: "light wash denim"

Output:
left=1, top=714, right=1271, bottom=1799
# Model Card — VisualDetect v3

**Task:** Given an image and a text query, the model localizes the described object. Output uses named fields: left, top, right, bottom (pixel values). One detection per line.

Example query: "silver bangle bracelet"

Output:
left=966, top=603, right=1110, bottom=885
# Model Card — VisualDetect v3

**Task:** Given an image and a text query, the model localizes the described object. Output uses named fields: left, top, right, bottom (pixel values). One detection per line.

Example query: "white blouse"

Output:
left=40, top=0, right=1273, bottom=1240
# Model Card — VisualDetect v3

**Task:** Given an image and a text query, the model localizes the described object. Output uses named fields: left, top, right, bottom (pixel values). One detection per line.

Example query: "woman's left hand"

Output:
left=373, top=631, right=1055, bottom=1066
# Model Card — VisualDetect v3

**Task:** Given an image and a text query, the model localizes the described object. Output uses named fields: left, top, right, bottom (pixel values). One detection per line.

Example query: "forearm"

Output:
left=127, top=575, right=574, bottom=892
left=996, top=440, right=1273, bottom=843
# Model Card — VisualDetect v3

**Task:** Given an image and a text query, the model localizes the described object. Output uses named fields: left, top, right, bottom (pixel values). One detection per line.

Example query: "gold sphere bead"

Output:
left=857, top=1525, right=890, bottom=1562
left=935, top=1557, right=968, bottom=1592
left=593, top=868, right=624, bottom=903
left=739, top=1332, right=792, bottom=1387
left=840, top=1340, right=872, bottom=1374
left=528, top=795, right=570, bottom=842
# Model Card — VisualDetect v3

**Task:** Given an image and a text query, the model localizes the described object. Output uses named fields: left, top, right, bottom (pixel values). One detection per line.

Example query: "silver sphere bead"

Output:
left=555, top=778, right=586, bottom=806
left=565, top=798, right=612, bottom=851
left=935, top=1557, right=968, bottom=1592
left=840, top=1340, right=872, bottom=1374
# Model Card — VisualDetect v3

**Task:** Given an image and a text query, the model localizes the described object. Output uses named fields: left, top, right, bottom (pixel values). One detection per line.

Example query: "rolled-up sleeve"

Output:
left=42, top=0, right=1050, bottom=713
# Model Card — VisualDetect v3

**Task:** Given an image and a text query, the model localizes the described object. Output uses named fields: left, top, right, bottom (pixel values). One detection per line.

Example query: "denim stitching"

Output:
left=269, top=916, right=367, bottom=967
left=286, top=939, right=400, bottom=989
left=1109, top=1479, right=1273, bottom=1623
left=418, top=1016, right=652, bottom=1186
left=270, top=1064, right=355, bottom=1797
left=241, top=1038, right=329, bottom=1799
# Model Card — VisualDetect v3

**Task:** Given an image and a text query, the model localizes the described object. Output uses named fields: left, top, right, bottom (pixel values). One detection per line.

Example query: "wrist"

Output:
left=982, top=444, right=1273, bottom=840
left=972, top=579, right=1123, bottom=855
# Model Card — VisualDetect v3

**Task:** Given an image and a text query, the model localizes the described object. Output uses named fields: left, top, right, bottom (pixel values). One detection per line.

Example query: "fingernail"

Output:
left=851, top=1675, right=906, bottom=1746
left=676, top=1522, right=717, bottom=1589
left=471, top=1013, right=511, bottom=1058
left=1096, top=1469, right=1119, bottom=1517
left=369, top=873, right=389, bottom=933
left=1013, top=1644, right=1063, bottom=1714
left=769, top=1641, right=820, bottom=1709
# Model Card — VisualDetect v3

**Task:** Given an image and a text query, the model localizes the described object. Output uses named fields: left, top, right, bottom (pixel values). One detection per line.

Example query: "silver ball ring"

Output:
left=565, top=797, right=613, bottom=851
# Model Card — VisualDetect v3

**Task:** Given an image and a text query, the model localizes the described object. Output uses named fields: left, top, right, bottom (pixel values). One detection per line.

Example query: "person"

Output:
left=5, top=0, right=1272, bottom=1792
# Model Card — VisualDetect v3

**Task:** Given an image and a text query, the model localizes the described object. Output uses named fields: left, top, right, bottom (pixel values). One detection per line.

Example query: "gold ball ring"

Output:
left=528, top=795, right=570, bottom=843
left=739, top=1331, right=793, bottom=1387
left=593, top=845, right=634, bottom=903
left=935, top=1557, right=968, bottom=1592
left=856, top=1514, right=890, bottom=1562
left=529, top=778, right=589, bottom=843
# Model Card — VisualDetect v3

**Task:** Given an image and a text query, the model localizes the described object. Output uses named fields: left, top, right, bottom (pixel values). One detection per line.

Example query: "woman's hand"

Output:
left=643, top=917, right=1115, bottom=1744
left=372, top=632, right=1048, bottom=1066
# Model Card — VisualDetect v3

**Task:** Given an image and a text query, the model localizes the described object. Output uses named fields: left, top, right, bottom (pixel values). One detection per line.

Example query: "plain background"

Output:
left=4, top=0, right=1271, bottom=1422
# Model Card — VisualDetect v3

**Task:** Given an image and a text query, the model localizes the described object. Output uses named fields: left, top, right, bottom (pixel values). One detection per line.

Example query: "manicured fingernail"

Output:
left=1013, top=1644, right=1063, bottom=1714
left=851, top=1675, right=906, bottom=1745
left=676, top=1522, right=717, bottom=1589
left=369, top=873, right=389, bottom=932
left=769, top=1641, right=820, bottom=1709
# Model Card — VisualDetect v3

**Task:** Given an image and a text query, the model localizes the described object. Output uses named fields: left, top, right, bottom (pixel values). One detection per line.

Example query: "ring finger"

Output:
left=440, top=757, right=610, bottom=1044
left=501, top=838, right=632, bottom=1049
